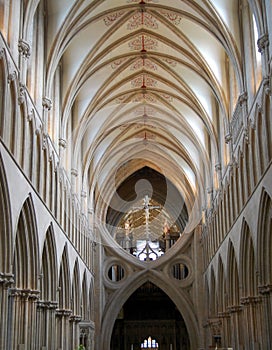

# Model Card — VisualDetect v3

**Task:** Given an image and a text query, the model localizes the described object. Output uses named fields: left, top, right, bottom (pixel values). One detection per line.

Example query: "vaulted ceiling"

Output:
left=45, top=0, right=242, bottom=242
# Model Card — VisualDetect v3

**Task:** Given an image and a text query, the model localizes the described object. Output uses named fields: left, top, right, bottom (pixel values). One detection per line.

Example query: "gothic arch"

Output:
left=81, top=270, right=88, bottom=320
left=239, top=220, right=257, bottom=297
left=100, top=272, right=199, bottom=350
left=72, top=258, right=81, bottom=316
left=257, top=189, right=272, bottom=286
left=40, top=224, right=58, bottom=301
left=217, top=255, right=226, bottom=313
left=226, top=240, right=240, bottom=307
left=0, top=152, right=12, bottom=273
left=58, top=244, right=71, bottom=309
left=13, top=194, right=39, bottom=290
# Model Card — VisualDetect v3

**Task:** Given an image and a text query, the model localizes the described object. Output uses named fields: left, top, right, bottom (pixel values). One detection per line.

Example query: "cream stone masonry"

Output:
left=0, top=1, right=271, bottom=350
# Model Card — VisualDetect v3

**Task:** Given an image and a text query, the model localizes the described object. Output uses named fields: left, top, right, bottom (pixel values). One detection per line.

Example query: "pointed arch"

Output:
left=81, top=270, right=88, bottom=320
left=257, top=190, right=272, bottom=286
left=226, top=240, right=240, bottom=307
left=40, top=223, right=58, bottom=301
left=217, top=255, right=226, bottom=313
left=100, top=273, right=199, bottom=350
left=71, top=258, right=81, bottom=316
left=0, top=152, right=12, bottom=272
left=58, top=244, right=71, bottom=309
left=209, top=266, right=217, bottom=317
left=13, top=195, right=39, bottom=290
left=239, top=220, right=256, bottom=297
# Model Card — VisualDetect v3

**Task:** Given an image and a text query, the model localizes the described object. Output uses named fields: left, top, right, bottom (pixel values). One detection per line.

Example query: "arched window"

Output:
left=141, top=336, right=159, bottom=349
left=252, top=14, right=262, bottom=89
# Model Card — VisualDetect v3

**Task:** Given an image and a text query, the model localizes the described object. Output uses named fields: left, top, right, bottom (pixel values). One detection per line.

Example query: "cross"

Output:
left=132, top=194, right=161, bottom=260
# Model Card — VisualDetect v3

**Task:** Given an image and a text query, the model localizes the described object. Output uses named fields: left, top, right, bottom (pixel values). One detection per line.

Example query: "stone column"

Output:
left=0, top=272, right=14, bottom=349
left=258, top=284, right=272, bottom=349
left=227, top=305, right=243, bottom=349
left=69, top=314, right=82, bottom=350
left=240, top=296, right=262, bottom=350
left=218, top=311, right=231, bottom=348
left=36, top=300, right=58, bottom=349
left=8, top=288, right=39, bottom=350
left=55, top=309, right=72, bottom=349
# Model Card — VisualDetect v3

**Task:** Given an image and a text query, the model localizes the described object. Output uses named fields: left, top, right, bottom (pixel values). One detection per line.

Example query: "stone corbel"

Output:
left=18, top=39, right=31, bottom=59
left=257, top=33, right=269, bottom=54
left=42, top=96, right=52, bottom=111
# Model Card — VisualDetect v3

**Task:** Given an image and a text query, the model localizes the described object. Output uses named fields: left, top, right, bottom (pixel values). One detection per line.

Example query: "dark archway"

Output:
left=110, top=282, right=190, bottom=350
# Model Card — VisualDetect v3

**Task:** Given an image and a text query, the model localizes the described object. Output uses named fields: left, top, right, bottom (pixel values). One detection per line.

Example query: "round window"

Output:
left=108, top=264, right=125, bottom=282
left=172, top=263, right=189, bottom=280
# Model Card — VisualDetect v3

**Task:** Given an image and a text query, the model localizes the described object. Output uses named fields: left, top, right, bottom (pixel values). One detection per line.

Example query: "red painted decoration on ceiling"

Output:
left=131, top=74, right=157, bottom=88
left=129, top=35, right=158, bottom=51
left=159, top=10, right=183, bottom=25
left=111, top=58, right=130, bottom=69
left=130, top=58, right=158, bottom=70
left=127, top=0, right=159, bottom=3
left=103, top=11, right=126, bottom=26
left=127, top=12, right=158, bottom=30
left=162, top=57, right=177, bottom=67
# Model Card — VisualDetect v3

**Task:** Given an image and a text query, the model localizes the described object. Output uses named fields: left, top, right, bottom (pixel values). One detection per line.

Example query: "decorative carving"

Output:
left=18, top=39, right=31, bottom=58
left=37, top=300, right=58, bottom=310
left=18, top=83, right=26, bottom=105
left=240, top=296, right=261, bottom=305
left=70, top=314, right=82, bottom=322
left=56, top=309, right=72, bottom=317
left=159, top=92, right=173, bottom=102
left=9, top=288, right=40, bottom=300
left=227, top=305, right=242, bottom=313
left=258, top=284, right=272, bottom=295
left=103, top=11, right=125, bottom=26
left=0, top=272, right=14, bottom=286
left=42, top=97, right=52, bottom=111
left=257, top=33, right=269, bottom=53
left=59, top=138, right=67, bottom=149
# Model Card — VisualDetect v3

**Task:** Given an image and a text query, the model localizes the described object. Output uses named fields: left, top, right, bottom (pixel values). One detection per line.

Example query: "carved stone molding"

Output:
left=257, top=33, right=269, bottom=53
left=70, top=314, right=82, bottom=323
left=59, top=138, right=67, bottom=149
left=227, top=305, right=243, bottom=313
left=9, top=288, right=40, bottom=300
left=42, top=97, right=52, bottom=111
left=55, top=308, right=72, bottom=317
left=18, top=39, right=31, bottom=58
left=18, top=83, right=26, bottom=105
left=0, top=272, right=14, bottom=286
left=37, top=300, right=58, bottom=310
left=240, top=296, right=262, bottom=305
left=218, top=311, right=230, bottom=318
left=258, top=284, right=272, bottom=295
left=207, top=318, right=222, bottom=335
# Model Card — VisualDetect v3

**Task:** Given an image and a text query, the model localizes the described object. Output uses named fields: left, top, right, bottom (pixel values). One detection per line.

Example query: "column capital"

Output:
left=56, top=308, right=73, bottom=317
left=240, top=296, right=262, bottom=305
left=37, top=300, right=58, bottom=310
left=258, top=284, right=272, bottom=295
